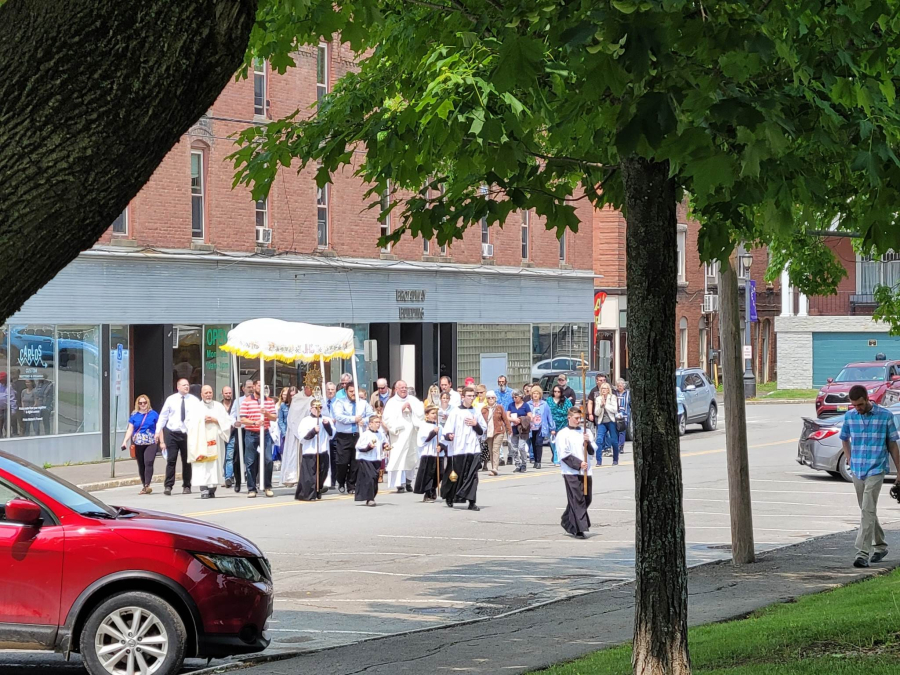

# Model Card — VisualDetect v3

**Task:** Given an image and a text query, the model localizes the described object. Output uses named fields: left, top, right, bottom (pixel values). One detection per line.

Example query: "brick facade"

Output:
left=99, top=41, right=591, bottom=273
left=592, top=201, right=779, bottom=383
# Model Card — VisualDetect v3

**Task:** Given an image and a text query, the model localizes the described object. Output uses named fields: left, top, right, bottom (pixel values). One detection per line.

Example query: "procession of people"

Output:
left=124, top=369, right=629, bottom=539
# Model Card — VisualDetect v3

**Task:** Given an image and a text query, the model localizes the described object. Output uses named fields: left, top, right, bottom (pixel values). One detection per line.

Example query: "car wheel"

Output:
left=80, top=591, right=186, bottom=675
left=838, top=455, right=854, bottom=483
left=702, top=404, right=717, bottom=431
left=678, top=411, right=686, bottom=436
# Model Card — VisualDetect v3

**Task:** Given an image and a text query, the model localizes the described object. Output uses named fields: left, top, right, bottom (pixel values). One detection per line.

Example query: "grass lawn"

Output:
left=754, top=388, right=819, bottom=400
left=536, top=569, right=900, bottom=674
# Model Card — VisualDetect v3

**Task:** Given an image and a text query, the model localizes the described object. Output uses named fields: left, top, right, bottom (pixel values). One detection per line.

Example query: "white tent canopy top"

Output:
left=219, top=319, right=355, bottom=364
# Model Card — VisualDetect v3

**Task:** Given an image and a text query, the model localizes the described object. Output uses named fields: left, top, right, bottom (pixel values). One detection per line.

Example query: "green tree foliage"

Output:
left=230, top=2, right=900, bottom=672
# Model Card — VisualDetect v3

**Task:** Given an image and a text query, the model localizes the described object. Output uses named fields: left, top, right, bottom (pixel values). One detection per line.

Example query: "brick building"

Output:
left=0, top=42, right=593, bottom=465
left=591, top=203, right=779, bottom=386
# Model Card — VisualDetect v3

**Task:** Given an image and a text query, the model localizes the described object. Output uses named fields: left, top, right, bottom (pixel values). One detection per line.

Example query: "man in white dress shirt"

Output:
left=440, top=376, right=462, bottom=408
left=156, top=378, right=202, bottom=496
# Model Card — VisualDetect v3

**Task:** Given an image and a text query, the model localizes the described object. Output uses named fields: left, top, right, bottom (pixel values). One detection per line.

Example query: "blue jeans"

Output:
left=224, top=430, right=236, bottom=480
left=244, top=429, right=274, bottom=492
left=596, top=421, right=619, bottom=464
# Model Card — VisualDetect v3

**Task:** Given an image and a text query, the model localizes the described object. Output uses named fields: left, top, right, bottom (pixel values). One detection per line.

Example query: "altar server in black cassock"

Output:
left=440, top=387, right=484, bottom=511
left=557, top=406, right=597, bottom=538
left=294, top=399, right=335, bottom=501
left=355, top=415, right=389, bottom=506
left=414, top=405, right=446, bottom=502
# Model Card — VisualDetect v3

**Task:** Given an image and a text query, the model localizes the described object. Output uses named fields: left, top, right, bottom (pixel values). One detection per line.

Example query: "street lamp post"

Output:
left=741, top=253, right=757, bottom=399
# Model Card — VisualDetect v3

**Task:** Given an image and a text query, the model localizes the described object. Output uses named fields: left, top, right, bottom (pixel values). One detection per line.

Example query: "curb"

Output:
left=188, top=529, right=885, bottom=675
left=746, top=399, right=815, bottom=405
left=77, top=472, right=182, bottom=493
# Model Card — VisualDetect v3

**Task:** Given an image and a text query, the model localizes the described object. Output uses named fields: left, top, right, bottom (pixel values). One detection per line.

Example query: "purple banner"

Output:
left=749, top=279, right=758, bottom=323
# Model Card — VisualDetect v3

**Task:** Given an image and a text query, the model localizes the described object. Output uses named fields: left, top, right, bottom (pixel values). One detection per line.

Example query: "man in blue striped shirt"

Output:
left=840, top=384, right=900, bottom=568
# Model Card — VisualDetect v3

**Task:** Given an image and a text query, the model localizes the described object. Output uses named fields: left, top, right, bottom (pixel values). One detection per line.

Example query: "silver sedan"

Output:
left=797, top=407, right=899, bottom=482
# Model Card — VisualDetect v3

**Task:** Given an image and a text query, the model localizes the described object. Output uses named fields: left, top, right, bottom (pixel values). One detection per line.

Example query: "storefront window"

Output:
left=0, top=326, right=8, bottom=438
left=173, top=325, right=203, bottom=393
left=9, top=324, right=56, bottom=437
left=110, top=326, right=130, bottom=432
left=458, top=324, right=531, bottom=388
left=58, top=325, right=101, bottom=434
left=203, top=324, right=232, bottom=397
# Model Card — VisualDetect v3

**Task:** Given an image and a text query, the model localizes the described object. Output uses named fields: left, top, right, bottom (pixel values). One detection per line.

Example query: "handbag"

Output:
left=130, top=412, right=150, bottom=458
left=616, top=417, right=627, bottom=433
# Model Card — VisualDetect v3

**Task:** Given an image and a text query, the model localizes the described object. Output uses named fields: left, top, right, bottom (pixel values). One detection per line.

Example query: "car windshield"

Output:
left=0, top=453, right=117, bottom=518
left=834, top=366, right=887, bottom=382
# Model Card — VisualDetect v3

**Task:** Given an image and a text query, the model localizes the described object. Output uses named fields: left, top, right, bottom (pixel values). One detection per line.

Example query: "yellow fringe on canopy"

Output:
left=219, top=344, right=355, bottom=364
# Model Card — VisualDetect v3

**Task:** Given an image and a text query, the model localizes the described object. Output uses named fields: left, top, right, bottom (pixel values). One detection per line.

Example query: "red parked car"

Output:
left=0, top=450, right=272, bottom=675
left=815, top=360, right=900, bottom=418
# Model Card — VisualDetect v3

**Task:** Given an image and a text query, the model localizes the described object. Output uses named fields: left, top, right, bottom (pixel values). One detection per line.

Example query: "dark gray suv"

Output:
left=676, top=368, right=718, bottom=434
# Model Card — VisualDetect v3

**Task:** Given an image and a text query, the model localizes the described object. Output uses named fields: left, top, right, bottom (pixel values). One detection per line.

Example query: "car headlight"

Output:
left=192, top=552, right=265, bottom=582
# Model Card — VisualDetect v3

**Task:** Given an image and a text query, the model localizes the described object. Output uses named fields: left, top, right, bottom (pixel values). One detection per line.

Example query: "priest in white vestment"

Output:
left=382, top=380, right=424, bottom=492
left=188, top=385, right=231, bottom=499
left=281, top=386, right=312, bottom=486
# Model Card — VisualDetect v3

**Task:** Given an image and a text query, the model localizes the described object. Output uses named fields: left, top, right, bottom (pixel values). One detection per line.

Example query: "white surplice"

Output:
left=188, top=400, right=231, bottom=488
left=383, top=393, right=424, bottom=486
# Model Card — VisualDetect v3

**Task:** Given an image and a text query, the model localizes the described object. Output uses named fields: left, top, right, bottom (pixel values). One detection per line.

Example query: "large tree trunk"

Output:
left=0, top=0, right=257, bottom=324
left=621, top=156, right=691, bottom=675
left=718, top=256, right=755, bottom=564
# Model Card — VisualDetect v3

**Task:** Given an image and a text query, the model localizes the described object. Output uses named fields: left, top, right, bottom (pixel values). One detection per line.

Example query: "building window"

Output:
left=111, top=209, right=127, bottom=235
left=699, top=317, right=708, bottom=373
left=481, top=217, right=489, bottom=244
left=57, top=325, right=101, bottom=435
left=317, top=43, right=328, bottom=105
left=440, top=243, right=448, bottom=256
left=858, top=253, right=900, bottom=295
left=676, top=229, right=686, bottom=282
left=679, top=317, right=688, bottom=369
left=253, top=58, right=267, bottom=116
left=380, top=183, right=391, bottom=253
left=8, top=324, right=56, bottom=438
left=255, top=198, right=268, bottom=229
left=521, top=210, right=529, bottom=260
left=191, top=150, right=205, bottom=240
left=559, top=232, right=566, bottom=262
left=317, top=183, right=329, bottom=248
left=423, top=238, right=430, bottom=255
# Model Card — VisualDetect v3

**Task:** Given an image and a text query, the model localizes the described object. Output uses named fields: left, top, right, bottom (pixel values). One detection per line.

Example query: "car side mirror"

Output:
left=684, top=384, right=696, bottom=392
left=827, top=378, right=834, bottom=384
left=5, top=498, right=42, bottom=527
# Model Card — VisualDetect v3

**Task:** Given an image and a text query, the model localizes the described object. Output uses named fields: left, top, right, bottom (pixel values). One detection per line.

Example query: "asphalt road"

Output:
left=3, top=402, right=888, bottom=673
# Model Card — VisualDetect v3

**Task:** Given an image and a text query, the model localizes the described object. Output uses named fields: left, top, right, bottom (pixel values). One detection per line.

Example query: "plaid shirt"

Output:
left=839, top=404, right=899, bottom=479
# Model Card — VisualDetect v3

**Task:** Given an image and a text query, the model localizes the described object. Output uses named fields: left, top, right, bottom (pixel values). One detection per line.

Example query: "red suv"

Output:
left=0, top=450, right=272, bottom=675
left=815, top=360, right=900, bottom=418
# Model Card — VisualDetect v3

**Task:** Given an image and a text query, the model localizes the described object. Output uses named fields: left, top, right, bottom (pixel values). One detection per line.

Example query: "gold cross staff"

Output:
left=576, top=352, right=590, bottom=407
left=577, top=352, right=590, bottom=495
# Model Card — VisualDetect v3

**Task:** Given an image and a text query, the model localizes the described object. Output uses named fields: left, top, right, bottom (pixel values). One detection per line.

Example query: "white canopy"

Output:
left=220, top=319, right=355, bottom=364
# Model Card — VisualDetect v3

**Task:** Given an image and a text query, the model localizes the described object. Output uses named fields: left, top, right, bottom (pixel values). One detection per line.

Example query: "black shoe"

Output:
left=446, top=500, right=454, bottom=508
left=201, top=492, right=210, bottom=500
left=406, top=482, right=413, bottom=492
left=575, top=532, right=586, bottom=539
left=397, top=487, right=406, bottom=493
left=520, top=466, right=527, bottom=473
left=208, top=488, right=217, bottom=498
left=853, top=556, right=870, bottom=568
left=234, top=485, right=241, bottom=493
left=468, top=503, right=480, bottom=511
left=225, top=478, right=233, bottom=488
left=338, top=485, right=346, bottom=494
left=612, top=461, right=618, bottom=466
left=872, top=550, right=888, bottom=563
left=183, top=487, right=191, bottom=494
left=164, top=488, right=172, bottom=496
left=348, top=489, right=355, bottom=495
left=320, top=486, right=330, bottom=494
left=535, top=463, right=541, bottom=469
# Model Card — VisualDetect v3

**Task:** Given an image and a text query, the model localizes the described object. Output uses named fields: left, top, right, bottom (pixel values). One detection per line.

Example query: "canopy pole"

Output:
left=232, top=353, right=244, bottom=483
left=320, top=355, right=328, bottom=489
left=350, top=352, right=359, bottom=413
left=259, top=354, right=266, bottom=462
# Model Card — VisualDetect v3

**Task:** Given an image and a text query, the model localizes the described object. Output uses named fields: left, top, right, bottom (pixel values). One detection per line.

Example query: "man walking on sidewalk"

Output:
left=841, top=384, right=900, bottom=568
left=156, top=378, right=201, bottom=496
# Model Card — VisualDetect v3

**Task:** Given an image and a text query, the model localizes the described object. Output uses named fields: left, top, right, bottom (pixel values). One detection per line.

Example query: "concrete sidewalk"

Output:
left=206, top=525, right=900, bottom=675
left=47, top=456, right=181, bottom=493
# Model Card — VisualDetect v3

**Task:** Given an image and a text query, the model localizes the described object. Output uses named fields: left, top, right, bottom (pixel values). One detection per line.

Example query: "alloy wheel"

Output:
left=94, top=606, right=169, bottom=675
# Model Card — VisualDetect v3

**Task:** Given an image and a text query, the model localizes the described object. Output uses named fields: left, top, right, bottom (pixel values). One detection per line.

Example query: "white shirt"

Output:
left=445, top=405, right=483, bottom=456
left=356, top=429, right=387, bottom=462
left=444, top=390, right=461, bottom=408
left=556, top=426, right=597, bottom=476
left=417, top=422, right=443, bottom=458
left=297, top=415, right=335, bottom=456
left=156, top=392, right=201, bottom=435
